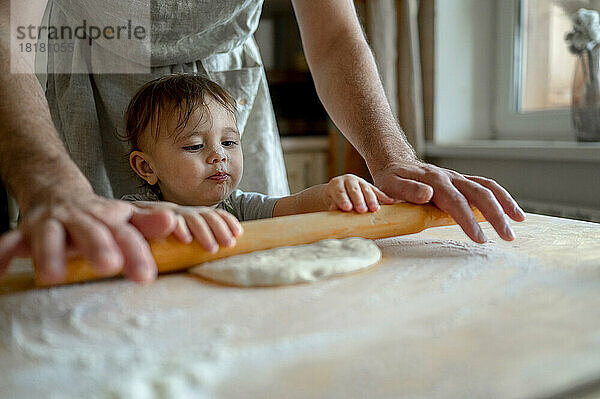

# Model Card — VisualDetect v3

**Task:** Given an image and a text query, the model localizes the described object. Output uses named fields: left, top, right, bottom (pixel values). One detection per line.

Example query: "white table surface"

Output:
left=1, top=213, right=599, bottom=398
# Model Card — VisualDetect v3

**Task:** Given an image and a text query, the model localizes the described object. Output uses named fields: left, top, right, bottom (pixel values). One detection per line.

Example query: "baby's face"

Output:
left=138, top=98, right=242, bottom=206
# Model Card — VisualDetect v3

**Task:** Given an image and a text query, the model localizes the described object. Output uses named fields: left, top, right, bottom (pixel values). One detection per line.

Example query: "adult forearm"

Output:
left=309, top=35, right=419, bottom=173
left=0, top=41, right=92, bottom=214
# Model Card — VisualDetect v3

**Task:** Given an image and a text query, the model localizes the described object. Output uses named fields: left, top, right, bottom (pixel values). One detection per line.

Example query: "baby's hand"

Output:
left=325, top=174, right=395, bottom=213
left=132, top=202, right=242, bottom=253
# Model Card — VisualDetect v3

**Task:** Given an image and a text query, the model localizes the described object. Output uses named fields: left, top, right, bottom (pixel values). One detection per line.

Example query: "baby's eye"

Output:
left=222, top=140, right=238, bottom=147
left=183, top=144, right=203, bottom=151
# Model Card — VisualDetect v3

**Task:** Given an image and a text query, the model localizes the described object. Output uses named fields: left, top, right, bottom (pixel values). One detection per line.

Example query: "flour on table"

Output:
left=189, top=237, right=382, bottom=287
left=0, top=269, right=236, bottom=399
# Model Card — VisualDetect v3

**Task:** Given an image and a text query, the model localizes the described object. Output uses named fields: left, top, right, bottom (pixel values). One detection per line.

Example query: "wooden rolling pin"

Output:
left=35, top=203, right=485, bottom=286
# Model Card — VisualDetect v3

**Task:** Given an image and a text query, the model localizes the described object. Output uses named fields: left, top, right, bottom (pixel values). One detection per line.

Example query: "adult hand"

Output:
left=372, top=161, right=526, bottom=243
left=0, top=192, right=181, bottom=285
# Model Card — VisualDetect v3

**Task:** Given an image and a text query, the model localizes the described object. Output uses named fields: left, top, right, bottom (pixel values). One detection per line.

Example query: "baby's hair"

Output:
left=122, top=73, right=238, bottom=151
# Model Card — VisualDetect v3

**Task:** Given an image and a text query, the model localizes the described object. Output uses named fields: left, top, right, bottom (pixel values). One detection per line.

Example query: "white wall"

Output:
left=434, top=0, right=496, bottom=142
left=430, top=0, right=599, bottom=221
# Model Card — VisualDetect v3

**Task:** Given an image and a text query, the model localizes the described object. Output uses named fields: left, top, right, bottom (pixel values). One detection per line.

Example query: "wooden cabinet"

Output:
left=258, top=0, right=371, bottom=191
left=281, top=137, right=329, bottom=194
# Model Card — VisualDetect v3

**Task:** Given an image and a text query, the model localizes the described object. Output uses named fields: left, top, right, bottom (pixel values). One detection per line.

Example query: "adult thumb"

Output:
left=0, top=230, right=30, bottom=277
left=377, top=175, right=433, bottom=204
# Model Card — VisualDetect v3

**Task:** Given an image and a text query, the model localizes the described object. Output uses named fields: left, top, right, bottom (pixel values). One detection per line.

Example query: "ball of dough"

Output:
left=189, top=237, right=382, bottom=287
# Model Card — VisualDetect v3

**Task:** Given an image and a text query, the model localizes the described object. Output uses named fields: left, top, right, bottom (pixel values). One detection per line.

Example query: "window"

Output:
left=493, top=0, right=589, bottom=140
left=520, top=0, right=576, bottom=111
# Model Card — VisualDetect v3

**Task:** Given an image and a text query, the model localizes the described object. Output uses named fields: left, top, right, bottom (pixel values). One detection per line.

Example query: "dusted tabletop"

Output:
left=1, top=213, right=599, bottom=398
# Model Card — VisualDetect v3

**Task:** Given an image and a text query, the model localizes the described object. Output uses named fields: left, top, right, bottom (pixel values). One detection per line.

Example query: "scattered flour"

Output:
left=0, top=278, right=235, bottom=399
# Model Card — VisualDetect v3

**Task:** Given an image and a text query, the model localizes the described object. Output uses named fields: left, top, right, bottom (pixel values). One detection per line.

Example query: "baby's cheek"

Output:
left=172, top=164, right=202, bottom=186
left=231, top=166, right=243, bottom=187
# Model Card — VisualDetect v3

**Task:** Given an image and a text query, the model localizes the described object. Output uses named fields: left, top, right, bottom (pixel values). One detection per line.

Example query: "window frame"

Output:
left=493, top=0, right=574, bottom=141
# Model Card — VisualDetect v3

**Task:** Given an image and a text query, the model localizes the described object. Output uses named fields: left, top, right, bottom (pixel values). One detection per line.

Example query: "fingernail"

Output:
left=46, top=257, right=63, bottom=274
left=417, top=186, right=432, bottom=202
left=106, top=251, right=124, bottom=268
left=209, top=244, right=218, bottom=253
left=140, top=266, right=157, bottom=282
left=45, top=259, right=66, bottom=282
left=505, top=224, right=515, bottom=240
left=477, top=229, right=487, bottom=243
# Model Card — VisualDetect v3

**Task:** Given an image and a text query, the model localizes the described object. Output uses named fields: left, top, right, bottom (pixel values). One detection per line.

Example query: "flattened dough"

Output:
left=189, top=238, right=382, bottom=287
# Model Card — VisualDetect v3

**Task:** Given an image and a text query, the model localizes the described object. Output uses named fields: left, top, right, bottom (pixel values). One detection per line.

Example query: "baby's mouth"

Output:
left=208, top=172, right=229, bottom=181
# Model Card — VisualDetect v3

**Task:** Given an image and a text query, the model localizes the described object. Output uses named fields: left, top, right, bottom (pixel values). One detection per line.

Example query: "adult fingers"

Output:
left=465, top=175, right=526, bottom=222
left=375, top=168, right=434, bottom=204
left=453, top=177, right=515, bottom=241
left=30, top=219, right=67, bottom=285
left=102, top=221, right=157, bottom=283
left=128, top=207, right=178, bottom=240
left=379, top=164, right=517, bottom=243
left=344, top=178, right=368, bottom=213
left=124, top=204, right=193, bottom=243
left=429, top=177, right=488, bottom=243
left=61, top=212, right=124, bottom=276
left=0, top=229, right=30, bottom=277
left=87, top=202, right=174, bottom=282
left=96, top=203, right=182, bottom=281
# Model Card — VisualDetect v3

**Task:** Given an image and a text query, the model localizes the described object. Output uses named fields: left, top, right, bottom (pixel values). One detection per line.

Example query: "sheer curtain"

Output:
left=366, top=0, right=433, bottom=157
left=395, top=0, right=433, bottom=157
left=336, top=0, right=433, bottom=179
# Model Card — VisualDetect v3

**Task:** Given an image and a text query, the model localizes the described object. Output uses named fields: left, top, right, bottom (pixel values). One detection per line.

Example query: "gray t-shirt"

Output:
left=121, top=189, right=281, bottom=222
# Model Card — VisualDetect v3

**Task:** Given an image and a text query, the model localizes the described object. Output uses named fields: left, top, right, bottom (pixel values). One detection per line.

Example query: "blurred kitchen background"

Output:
left=1, top=0, right=599, bottom=232
left=257, top=0, right=600, bottom=222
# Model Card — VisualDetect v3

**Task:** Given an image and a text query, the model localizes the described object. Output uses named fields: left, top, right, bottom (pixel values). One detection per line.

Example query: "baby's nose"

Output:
left=207, top=148, right=227, bottom=164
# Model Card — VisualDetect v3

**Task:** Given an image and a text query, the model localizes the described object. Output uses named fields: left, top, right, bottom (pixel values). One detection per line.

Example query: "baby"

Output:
left=122, top=73, right=394, bottom=252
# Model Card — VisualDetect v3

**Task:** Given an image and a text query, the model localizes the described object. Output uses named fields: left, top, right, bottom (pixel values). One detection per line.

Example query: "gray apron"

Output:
left=41, top=0, right=289, bottom=199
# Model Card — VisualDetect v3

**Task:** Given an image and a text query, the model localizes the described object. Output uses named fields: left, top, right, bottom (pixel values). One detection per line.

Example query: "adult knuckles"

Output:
left=443, top=169, right=465, bottom=180
left=331, top=188, right=347, bottom=195
left=434, top=190, right=467, bottom=208
left=384, top=162, right=417, bottom=176
left=471, top=185, right=495, bottom=200
left=88, top=199, right=122, bottom=215
left=28, top=198, right=127, bottom=225
left=421, top=168, right=446, bottom=183
left=25, top=205, right=74, bottom=226
left=472, top=175, right=496, bottom=186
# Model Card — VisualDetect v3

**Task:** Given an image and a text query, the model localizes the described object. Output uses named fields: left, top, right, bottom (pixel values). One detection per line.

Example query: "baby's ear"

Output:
left=129, top=151, right=158, bottom=185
